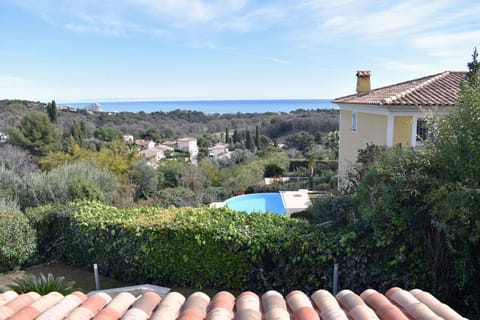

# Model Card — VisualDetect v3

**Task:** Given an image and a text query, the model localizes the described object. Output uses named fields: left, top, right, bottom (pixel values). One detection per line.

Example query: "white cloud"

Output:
left=297, top=0, right=480, bottom=47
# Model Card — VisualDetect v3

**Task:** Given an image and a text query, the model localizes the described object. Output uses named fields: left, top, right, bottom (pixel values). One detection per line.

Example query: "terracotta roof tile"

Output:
left=333, top=71, right=467, bottom=106
left=0, top=287, right=467, bottom=319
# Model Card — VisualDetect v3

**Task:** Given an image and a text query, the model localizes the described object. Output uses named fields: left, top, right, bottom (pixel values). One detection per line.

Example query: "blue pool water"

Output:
left=224, top=193, right=286, bottom=215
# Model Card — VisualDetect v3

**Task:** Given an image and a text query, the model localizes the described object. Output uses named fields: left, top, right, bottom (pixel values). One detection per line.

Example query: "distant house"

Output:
left=57, top=105, right=78, bottom=112
left=0, top=132, right=7, bottom=142
left=139, top=144, right=174, bottom=162
left=162, top=140, right=177, bottom=148
left=123, top=135, right=134, bottom=144
left=208, top=143, right=230, bottom=160
left=333, top=70, right=466, bottom=188
left=85, top=103, right=102, bottom=113
left=135, top=139, right=155, bottom=150
left=177, top=137, right=198, bottom=155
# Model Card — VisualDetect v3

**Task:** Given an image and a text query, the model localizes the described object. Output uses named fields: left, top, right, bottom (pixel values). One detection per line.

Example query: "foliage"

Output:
left=130, top=159, right=158, bottom=200
left=140, top=128, right=161, bottom=142
left=321, top=131, right=339, bottom=160
left=421, top=53, right=480, bottom=313
left=264, top=163, right=285, bottom=178
left=94, top=127, right=123, bottom=141
left=156, top=187, right=202, bottom=207
left=19, top=161, right=119, bottom=209
left=7, top=273, right=77, bottom=295
left=27, top=201, right=343, bottom=291
left=285, top=131, right=314, bottom=152
left=310, top=193, right=356, bottom=225
left=0, top=144, right=37, bottom=174
left=0, top=210, right=37, bottom=272
left=6, top=111, right=61, bottom=157
left=46, top=100, right=58, bottom=123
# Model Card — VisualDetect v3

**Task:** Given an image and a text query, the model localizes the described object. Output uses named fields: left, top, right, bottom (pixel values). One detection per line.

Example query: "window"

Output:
left=416, top=119, right=428, bottom=142
left=352, top=111, right=358, bottom=132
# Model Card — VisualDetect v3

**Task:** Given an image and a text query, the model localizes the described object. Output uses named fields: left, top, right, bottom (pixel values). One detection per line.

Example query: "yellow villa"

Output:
left=333, top=70, right=467, bottom=188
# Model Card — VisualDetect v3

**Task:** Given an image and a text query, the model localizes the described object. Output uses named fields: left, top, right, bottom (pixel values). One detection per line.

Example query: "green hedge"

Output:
left=26, top=201, right=436, bottom=297
left=0, top=211, right=37, bottom=272
left=26, top=201, right=343, bottom=291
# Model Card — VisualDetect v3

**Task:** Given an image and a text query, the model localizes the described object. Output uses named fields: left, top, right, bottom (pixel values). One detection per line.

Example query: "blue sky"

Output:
left=1, top=0, right=479, bottom=102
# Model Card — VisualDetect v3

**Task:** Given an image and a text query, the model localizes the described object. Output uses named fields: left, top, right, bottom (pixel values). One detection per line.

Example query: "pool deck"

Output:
left=280, top=190, right=312, bottom=216
left=210, top=190, right=312, bottom=216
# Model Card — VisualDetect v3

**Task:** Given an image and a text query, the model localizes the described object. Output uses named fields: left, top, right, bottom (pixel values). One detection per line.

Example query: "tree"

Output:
left=94, top=127, right=123, bottom=141
left=140, top=128, right=161, bottom=142
left=466, top=47, right=479, bottom=87
left=245, top=130, right=253, bottom=151
left=6, top=111, right=61, bottom=157
left=0, top=144, right=37, bottom=174
left=225, top=128, right=230, bottom=144
left=255, top=125, right=260, bottom=148
left=285, top=131, right=314, bottom=152
left=425, top=50, right=480, bottom=307
left=322, top=131, right=339, bottom=160
left=264, top=163, right=284, bottom=178
left=70, top=121, right=87, bottom=147
left=46, top=100, right=58, bottom=123
left=232, top=129, right=240, bottom=144
left=130, top=159, right=158, bottom=200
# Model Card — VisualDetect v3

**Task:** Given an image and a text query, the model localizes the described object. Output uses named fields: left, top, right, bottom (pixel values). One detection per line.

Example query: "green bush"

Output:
left=7, top=273, right=78, bottom=295
left=0, top=210, right=37, bottom=272
left=27, top=201, right=341, bottom=291
left=19, top=161, right=119, bottom=209
left=310, top=193, right=355, bottom=225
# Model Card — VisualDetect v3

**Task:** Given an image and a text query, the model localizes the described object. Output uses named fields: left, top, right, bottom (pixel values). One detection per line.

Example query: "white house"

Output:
left=123, top=135, right=134, bottom=144
left=135, top=139, right=155, bottom=150
left=0, top=132, right=7, bottom=142
left=177, top=137, right=198, bottom=155
left=208, top=143, right=230, bottom=160
left=139, top=144, right=174, bottom=162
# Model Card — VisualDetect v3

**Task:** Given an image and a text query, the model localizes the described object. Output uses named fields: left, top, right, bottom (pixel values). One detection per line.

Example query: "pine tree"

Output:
left=255, top=125, right=260, bottom=148
left=466, top=47, right=479, bottom=87
left=225, top=128, right=229, bottom=144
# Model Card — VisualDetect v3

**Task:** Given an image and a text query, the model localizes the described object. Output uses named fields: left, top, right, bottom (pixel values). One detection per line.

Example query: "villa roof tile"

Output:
left=333, top=71, right=467, bottom=106
left=0, top=287, right=467, bottom=320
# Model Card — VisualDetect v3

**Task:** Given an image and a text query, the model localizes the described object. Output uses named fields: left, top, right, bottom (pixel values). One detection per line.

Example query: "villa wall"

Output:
left=338, top=109, right=387, bottom=180
left=393, top=116, right=413, bottom=147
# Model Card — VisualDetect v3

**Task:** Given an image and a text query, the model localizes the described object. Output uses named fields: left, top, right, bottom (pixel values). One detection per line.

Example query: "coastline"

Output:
left=62, top=98, right=336, bottom=114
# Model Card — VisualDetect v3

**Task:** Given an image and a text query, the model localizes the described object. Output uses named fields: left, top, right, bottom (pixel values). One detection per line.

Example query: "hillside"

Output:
left=0, top=100, right=338, bottom=143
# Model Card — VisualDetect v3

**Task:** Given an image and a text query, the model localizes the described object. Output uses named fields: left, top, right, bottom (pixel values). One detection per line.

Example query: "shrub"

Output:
left=7, top=273, right=77, bottom=295
left=19, top=161, right=119, bottom=209
left=310, top=193, right=355, bottom=225
left=0, top=210, right=37, bottom=272
left=27, top=201, right=340, bottom=291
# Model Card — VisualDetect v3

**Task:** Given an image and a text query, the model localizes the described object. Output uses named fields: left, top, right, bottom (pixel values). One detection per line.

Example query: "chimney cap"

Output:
left=356, top=70, right=371, bottom=77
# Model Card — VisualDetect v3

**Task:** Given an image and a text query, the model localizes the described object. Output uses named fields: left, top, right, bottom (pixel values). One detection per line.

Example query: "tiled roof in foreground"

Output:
left=333, top=71, right=467, bottom=106
left=0, top=287, right=467, bottom=320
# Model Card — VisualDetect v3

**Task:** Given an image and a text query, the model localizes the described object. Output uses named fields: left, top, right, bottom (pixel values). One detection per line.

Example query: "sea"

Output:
left=65, top=99, right=337, bottom=114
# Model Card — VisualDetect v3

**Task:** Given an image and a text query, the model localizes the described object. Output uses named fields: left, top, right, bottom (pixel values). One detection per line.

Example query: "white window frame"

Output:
left=352, top=111, right=358, bottom=132
left=416, top=118, right=428, bottom=145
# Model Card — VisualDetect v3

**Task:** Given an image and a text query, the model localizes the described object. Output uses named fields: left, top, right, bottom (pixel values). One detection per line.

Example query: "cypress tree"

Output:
left=46, top=100, right=58, bottom=123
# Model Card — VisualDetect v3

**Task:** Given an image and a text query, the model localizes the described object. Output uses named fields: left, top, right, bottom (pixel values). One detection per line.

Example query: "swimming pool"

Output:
left=224, top=192, right=286, bottom=215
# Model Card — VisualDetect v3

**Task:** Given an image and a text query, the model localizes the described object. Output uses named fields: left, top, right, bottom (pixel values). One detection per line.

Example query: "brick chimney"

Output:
left=356, top=70, right=371, bottom=95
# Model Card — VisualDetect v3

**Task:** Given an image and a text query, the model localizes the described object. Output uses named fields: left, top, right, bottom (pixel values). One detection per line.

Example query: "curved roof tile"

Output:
left=0, top=287, right=468, bottom=319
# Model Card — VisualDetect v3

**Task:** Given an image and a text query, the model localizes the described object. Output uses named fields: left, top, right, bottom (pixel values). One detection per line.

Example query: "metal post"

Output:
left=93, top=264, right=100, bottom=290
left=333, top=263, right=339, bottom=295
